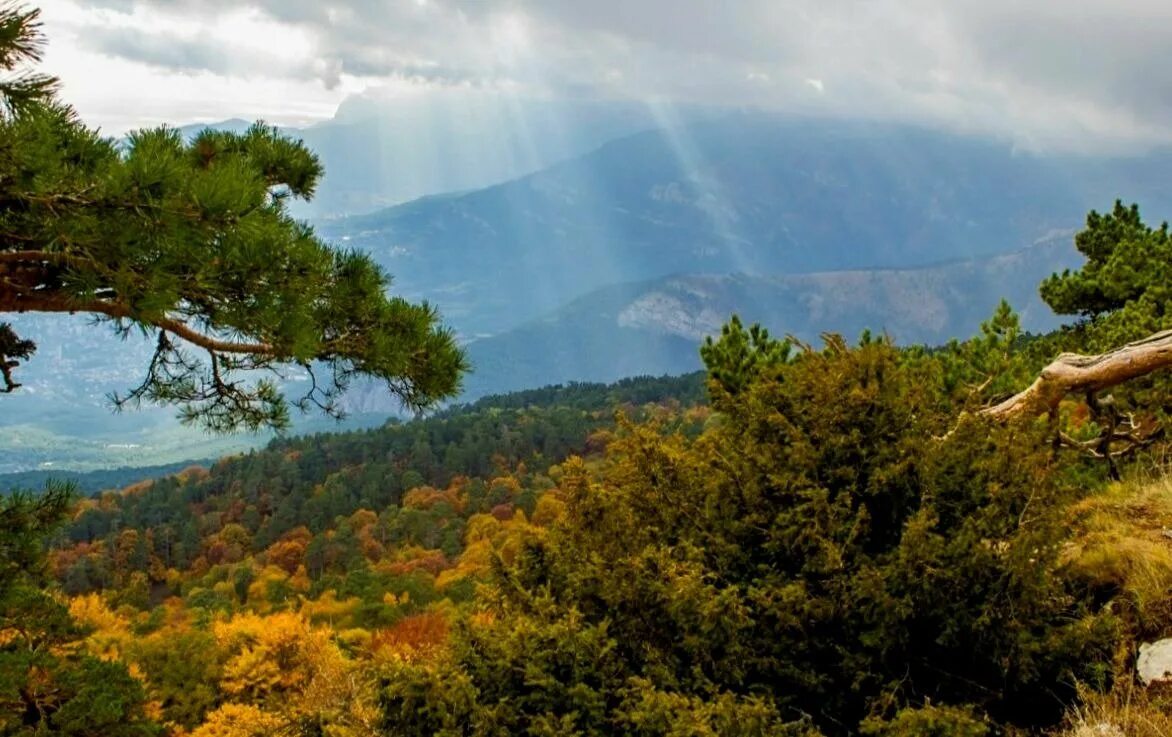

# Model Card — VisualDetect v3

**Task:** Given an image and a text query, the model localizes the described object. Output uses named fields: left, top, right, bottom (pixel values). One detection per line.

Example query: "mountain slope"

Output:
left=6, top=115, right=1168, bottom=470
left=293, top=95, right=671, bottom=217
left=458, top=241, right=1078, bottom=397
left=321, top=114, right=1172, bottom=336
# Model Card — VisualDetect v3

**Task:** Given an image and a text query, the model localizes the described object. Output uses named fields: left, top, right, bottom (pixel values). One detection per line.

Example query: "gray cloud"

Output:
left=84, top=25, right=267, bottom=76
left=64, top=0, right=1172, bottom=150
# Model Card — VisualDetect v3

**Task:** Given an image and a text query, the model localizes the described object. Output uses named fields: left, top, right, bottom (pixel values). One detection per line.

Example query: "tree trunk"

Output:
left=983, top=329, right=1172, bottom=420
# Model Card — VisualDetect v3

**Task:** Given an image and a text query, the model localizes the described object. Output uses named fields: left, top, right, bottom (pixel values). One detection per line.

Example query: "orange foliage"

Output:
left=359, top=536, right=385, bottom=562
left=349, top=509, right=378, bottom=531
left=584, top=429, right=615, bottom=455
left=264, top=538, right=307, bottom=575
left=370, top=612, right=449, bottom=662
left=174, top=465, right=211, bottom=484
left=380, top=547, right=448, bottom=576
left=402, top=485, right=456, bottom=512
left=119, top=478, right=155, bottom=497
left=280, top=526, right=313, bottom=545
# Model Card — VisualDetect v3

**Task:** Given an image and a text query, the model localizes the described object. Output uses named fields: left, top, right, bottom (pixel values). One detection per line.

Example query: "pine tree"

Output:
left=1040, top=200, right=1172, bottom=348
left=0, top=4, right=467, bottom=431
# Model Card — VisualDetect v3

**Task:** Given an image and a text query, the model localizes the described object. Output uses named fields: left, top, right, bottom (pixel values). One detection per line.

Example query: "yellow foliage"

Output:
left=213, top=610, right=297, bottom=649
left=221, top=646, right=291, bottom=701
left=468, top=610, right=496, bottom=629
left=433, top=568, right=466, bottom=590
left=458, top=539, right=494, bottom=569
left=245, top=565, right=292, bottom=612
left=190, top=703, right=282, bottom=737
left=202, top=613, right=377, bottom=736
left=300, top=590, right=361, bottom=625
left=532, top=494, right=566, bottom=527
left=437, top=539, right=495, bottom=590
left=69, top=593, right=127, bottom=634
left=212, top=580, right=236, bottom=602
left=296, top=632, right=381, bottom=736
left=464, top=514, right=502, bottom=544
left=488, top=475, right=521, bottom=498
left=68, top=593, right=134, bottom=662
left=496, top=516, right=543, bottom=566
left=337, top=628, right=372, bottom=650
left=382, top=590, right=410, bottom=607
left=289, top=565, right=311, bottom=593
left=214, top=612, right=323, bottom=701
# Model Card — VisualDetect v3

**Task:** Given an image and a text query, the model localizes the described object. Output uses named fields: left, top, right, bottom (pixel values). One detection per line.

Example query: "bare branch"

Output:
left=982, top=330, right=1172, bottom=420
left=0, top=292, right=275, bottom=355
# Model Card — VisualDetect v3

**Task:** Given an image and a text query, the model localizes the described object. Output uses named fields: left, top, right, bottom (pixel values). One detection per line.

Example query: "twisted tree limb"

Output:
left=983, top=329, right=1172, bottom=420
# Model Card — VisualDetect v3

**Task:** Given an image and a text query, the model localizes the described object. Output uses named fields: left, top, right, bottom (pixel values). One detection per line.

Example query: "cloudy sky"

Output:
left=33, top=0, right=1172, bottom=151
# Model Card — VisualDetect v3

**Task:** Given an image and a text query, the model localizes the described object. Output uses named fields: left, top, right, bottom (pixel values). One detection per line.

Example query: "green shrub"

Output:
left=378, top=326, right=1119, bottom=735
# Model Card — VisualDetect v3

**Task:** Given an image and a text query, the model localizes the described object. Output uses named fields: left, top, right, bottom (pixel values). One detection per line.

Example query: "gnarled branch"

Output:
left=982, top=329, right=1172, bottom=420
left=0, top=292, right=274, bottom=355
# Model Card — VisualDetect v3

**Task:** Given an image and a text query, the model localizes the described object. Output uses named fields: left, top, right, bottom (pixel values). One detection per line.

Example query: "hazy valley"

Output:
left=8, top=111, right=1172, bottom=472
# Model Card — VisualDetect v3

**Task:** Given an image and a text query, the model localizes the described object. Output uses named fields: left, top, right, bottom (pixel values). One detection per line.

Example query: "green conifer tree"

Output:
left=0, top=4, right=466, bottom=431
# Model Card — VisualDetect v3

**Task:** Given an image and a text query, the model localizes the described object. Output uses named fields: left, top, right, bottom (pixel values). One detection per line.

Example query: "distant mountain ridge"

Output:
left=6, top=113, right=1171, bottom=471
left=452, top=239, right=1080, bottom=398
left=322, top=114, right=1172, bottom=338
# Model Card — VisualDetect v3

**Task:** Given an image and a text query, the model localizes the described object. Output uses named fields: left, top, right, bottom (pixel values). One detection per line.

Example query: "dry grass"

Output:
left=1064, top=476, right=1172, bottom=631
left=1060, top=685, right=1172, bottom=737
left=1057, top=476, right=1172, bottom=735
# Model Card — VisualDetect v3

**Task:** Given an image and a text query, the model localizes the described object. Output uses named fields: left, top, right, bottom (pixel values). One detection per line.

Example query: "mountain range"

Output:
left=5, top=107, right=1171, bottom=471
left=318, top=114, right=1172, bottom=337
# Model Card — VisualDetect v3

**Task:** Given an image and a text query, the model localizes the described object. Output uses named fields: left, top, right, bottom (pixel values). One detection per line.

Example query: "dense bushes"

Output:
left=380, top=326, right=1118, bottom=736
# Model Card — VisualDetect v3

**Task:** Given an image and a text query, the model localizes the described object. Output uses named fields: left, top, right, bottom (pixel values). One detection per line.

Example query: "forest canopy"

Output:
left=8, top=2, right=1172, bottom=736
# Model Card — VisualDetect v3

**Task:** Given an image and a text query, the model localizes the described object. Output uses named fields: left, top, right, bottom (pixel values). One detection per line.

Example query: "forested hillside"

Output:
left=10, top=5, right=1172, bottom=735
left=13, top=198, right=1172, bottom=735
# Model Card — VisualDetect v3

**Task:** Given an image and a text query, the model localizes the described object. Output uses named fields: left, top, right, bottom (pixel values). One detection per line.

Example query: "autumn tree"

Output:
left=0, top=483, right=160, bottom=735
left=0, top=4, right=466, bottom=431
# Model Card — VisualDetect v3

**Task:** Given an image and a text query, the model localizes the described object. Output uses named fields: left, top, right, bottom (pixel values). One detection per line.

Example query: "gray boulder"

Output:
left=1137, top=639, right=1172, bottom=686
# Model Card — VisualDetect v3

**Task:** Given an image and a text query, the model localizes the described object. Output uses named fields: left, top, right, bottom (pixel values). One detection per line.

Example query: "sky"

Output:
left=32, top=0, right=1172, bottom=152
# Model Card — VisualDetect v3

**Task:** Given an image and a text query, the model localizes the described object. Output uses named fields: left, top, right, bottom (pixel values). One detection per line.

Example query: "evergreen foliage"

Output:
left=1041, top=201, right=1172, bottom=349
left=379, top=327, right=1118, bottom=736
left=0, top=4, right=465, bottom=431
